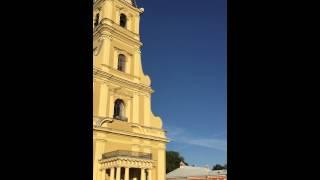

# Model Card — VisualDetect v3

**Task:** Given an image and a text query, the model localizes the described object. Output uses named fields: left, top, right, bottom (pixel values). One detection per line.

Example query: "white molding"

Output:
left=93, top=67, right=153, bottom=93
left=93, top=19, right=142, bottom=47
left=93, top=126, right=169, bottom=143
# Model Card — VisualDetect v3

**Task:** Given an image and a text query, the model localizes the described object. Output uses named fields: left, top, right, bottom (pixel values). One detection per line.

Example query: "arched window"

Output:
left=118, top=54, right=126, bottom=72
left=113, top=99, right=126, bottom=120
left=120, top=13, right=127, bottom=28
left=94, top=13, right=100, bottom=27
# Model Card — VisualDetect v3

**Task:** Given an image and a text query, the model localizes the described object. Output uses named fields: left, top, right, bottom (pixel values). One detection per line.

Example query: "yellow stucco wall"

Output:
left=93, top=0, right=168, bottom=180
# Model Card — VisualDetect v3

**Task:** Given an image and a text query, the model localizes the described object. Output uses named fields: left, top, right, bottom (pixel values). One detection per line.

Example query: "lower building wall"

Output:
left=188, top=176, right=227, bottom=180
left=93, top=130, right=166, bottom=180
left=166, top=176, right=227, bottom=180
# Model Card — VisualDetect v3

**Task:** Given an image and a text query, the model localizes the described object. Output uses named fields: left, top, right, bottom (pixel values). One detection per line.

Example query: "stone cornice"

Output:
left=103, top=65, right=140, bottom=80
left=94, top=116, right=166, bottom=133
left=93, top=19, right=142, bottom=47
left=93, top=0, right=105, bottom=10
left=94, top=116, right=114, bottom=127
left=99, top=156, right=154, bottom=169
left=93, top=126, right=169, bottom=143
left=93, top=67, right=153, bottom=93
left=131, top=122, right=164, bottom=132
left=117, top=0, right=144, bottom=14
left=92, top=0, right=142, bottom=14
left=100, top=156, right=154, bottom=164
left=94, top=0, right=143, bottom=17
left=94, top=75, right=146, bottom=96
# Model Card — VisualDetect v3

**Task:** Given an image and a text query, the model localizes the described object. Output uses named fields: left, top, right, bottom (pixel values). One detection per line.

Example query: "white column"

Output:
left=140, top=168, right=146, bottom=180
left=116, top=167, right=121, bottom=180
left=147, top=169, right=152, bottom=180
left=110, top=167, right=115, bottom=180
left=124, top=167, right=130, bottom=180
left=101, top=169, right=106, bottom=180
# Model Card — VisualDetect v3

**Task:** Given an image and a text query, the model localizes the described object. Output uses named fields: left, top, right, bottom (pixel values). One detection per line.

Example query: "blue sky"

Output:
left=138, top=0, right=227, bottom=168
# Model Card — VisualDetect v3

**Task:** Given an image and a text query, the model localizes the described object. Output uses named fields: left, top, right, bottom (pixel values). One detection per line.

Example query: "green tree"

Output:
left=212, top=164, right=225, bottom=170
left=166, top=151, right=187, bottom=173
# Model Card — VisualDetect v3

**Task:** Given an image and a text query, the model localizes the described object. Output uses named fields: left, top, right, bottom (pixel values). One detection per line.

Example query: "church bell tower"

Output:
left=93, top=0, right=168, bottom=180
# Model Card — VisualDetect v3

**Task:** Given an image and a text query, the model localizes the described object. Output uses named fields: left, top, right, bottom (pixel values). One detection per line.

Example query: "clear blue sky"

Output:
left=138, top=0, right=227, bottom=168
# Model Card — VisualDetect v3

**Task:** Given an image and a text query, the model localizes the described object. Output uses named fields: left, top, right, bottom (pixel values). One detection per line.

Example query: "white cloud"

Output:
left=181, top=138, right=227, bottom=151
left=166, top=126, right=227, bottom=151
left=166, top=127, right=185, bottom=139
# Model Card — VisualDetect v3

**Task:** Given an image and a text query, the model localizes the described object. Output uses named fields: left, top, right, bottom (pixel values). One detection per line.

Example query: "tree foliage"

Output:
left=212, top=163, right=227, bottom=170
left=166, top=151, right=187, bottom=173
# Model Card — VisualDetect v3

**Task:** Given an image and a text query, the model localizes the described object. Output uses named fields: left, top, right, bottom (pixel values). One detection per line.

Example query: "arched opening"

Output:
left=113, top=99, right=127, bottom=121
left=120, top=13, right=127, bottom=28
left=118, top=54, right=126, bottom=72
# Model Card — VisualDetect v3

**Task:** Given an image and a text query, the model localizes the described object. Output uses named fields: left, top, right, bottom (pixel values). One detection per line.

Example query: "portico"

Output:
left=99, top=150, right=153, bottom=180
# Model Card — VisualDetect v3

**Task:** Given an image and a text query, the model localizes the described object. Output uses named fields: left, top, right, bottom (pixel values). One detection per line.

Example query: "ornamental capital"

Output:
left=100, top=34, right=112, bottom=41
left=135, top=47, right=141, bottom=54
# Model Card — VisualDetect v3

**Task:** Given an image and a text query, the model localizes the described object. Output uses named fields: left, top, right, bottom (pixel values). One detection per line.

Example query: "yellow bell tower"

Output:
left=93, top=0, right=168, bottom=180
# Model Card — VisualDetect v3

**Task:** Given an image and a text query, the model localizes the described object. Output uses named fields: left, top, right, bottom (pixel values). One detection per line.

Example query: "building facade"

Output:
left=93, top=0, right=168, bottom=180
left=166, top=163, right=227, bottom=180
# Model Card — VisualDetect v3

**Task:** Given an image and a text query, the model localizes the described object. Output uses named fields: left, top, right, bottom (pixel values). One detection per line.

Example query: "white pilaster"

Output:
left=140, top=168, right=146, bottom=180
left=132, top=93, right=139, bottom=123
left=157, top=148, right=166, bottom=180
left=101, top=169, right=106, bottom=180
left=143, top=95, right=150, bottom=126
left=100, top=36, right=112, bottom=69
left=98, top=83, right=109, bottom=117
left=135, top=15, right=140, bottom=34
left=109, top=95, right=115, bottom=118
left=93, top=139, right=105, bottom=180
left=133, top=49, right=142, bottom=77
left=147, top=169, right=152, bottom=180
left=101, top=0, right=113, bottom=20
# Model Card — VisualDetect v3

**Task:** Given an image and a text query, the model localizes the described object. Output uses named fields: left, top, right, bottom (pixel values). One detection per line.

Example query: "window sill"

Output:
left=114, top=116, right=128, bottom=121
